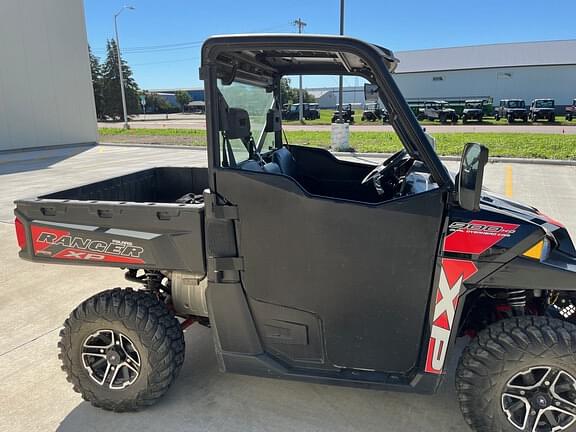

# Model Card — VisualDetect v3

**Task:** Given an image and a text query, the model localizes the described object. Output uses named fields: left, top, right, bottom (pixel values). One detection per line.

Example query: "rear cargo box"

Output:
left=14, top=167, right=209, bottom=275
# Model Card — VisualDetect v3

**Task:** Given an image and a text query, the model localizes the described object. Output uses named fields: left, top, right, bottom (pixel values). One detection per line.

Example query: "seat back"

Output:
left=272, top=147, right=297, bottom=178
left=225, top=108, right=251, bottom=140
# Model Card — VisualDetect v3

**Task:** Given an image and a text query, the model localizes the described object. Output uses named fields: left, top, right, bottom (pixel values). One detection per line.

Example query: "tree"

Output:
left=88, top=46, right=105, bottom=120
left=175, top=91, right=191, bottom=112
left=279, top=77, right=316, bottom=105
left=101, top=39, right=140, bottom=119
left=144, top=92, right=172, bottom=113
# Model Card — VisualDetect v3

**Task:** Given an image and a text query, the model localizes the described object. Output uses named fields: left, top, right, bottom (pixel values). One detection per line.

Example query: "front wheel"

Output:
left=58, top=288, right=185, bottom=411
left=456, top=316, right=576, bottom=432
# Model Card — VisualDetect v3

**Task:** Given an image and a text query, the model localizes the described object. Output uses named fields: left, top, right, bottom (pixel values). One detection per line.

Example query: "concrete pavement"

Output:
left=1, top=144, right=575, bottom=432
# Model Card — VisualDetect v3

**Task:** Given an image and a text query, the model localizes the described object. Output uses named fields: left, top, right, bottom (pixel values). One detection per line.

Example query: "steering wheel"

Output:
left=360, top=150, right=407, bottom=185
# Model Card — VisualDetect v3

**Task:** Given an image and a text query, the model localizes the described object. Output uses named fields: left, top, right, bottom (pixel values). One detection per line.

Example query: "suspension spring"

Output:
left=507, top=289, right=527, bottom=313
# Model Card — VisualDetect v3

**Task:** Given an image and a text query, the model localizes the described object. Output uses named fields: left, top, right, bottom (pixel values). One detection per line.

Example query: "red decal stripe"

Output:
left=425, top=258, right=478, bottom=374
left=31, top=225, right=70, bottom=253
left=52, top=248, right=145, bottom=264
left=444, top=220, right=519, bottom=255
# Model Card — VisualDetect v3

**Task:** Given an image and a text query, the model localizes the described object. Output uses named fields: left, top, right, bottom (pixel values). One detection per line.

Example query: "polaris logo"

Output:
left=37, top=232, right=144, bottom=258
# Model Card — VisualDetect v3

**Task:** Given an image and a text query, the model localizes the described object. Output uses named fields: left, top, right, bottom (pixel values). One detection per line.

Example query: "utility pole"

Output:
left=114, top=6, right=135, bottom=129
left=338, top=0, right=345, bottom=123
left=293, top=18, right=307, bottom=123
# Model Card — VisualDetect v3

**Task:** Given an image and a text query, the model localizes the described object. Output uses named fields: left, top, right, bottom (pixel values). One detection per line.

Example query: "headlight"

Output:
left=522, top=237, right=553, bottom=262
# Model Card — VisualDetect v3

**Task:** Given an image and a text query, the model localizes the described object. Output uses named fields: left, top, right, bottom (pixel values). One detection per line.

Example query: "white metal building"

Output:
left=0, top=0, right=97, bottom=152
left=309, top=40, right=576, bottom=109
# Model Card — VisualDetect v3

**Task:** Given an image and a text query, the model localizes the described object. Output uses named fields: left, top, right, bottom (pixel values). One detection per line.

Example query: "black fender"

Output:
left=477, top=251, right=576, bottom=292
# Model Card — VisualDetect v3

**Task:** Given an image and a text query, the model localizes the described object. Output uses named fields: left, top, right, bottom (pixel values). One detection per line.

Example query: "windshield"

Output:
left=507, top=100, right=525, bottom=108
left=218, top=80, right=274, bottom=164
left=535, top=100, right=554, bottom=108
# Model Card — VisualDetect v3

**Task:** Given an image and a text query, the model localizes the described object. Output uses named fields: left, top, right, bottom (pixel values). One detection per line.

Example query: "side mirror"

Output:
left=364, top=83, right=379, bottom=102
left=457, top=143, right=488, bottom=211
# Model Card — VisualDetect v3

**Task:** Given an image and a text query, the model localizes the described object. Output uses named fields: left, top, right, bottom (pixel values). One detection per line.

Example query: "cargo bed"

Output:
left=14, top=167, right=209, bottom=275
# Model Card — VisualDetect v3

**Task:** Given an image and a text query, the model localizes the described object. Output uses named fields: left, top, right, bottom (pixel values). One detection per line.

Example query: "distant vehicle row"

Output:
left=283, top=98, right=576, bottom=124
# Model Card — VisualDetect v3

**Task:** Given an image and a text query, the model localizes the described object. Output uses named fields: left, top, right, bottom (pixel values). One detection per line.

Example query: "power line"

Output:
left=131, top=57, right=199, bottom=67
left=91, top=23, right=293, bottom=54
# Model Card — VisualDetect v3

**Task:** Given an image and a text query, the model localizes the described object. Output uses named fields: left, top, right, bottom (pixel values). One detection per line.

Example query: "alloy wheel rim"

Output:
left=81, top=329, right=141, bottom=390
left=501, top=366, right=576, bottom=432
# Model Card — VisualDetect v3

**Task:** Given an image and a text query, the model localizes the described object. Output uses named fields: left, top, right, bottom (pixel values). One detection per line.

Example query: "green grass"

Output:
left=286, top=131, right=576, bottom=159
left=99, top=128, right=576, bottom=160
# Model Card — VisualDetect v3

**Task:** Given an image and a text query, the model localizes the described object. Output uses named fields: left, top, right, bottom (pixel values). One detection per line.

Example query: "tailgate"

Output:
left=14, top=199, right=206, bottom=275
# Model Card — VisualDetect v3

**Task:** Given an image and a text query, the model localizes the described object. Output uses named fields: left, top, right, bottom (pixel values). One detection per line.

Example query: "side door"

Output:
left=210, top=77, right=448, bottom=375
left=215, top=167, right=446, bottom=374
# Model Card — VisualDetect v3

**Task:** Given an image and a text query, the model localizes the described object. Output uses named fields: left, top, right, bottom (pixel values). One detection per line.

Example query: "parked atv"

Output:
left=15, top=34, right=576, bottom=432
left=495, top=99, right=528, bottom=123
left=418, top=101, right=458, bottom=124
left=331, top=103, right=355, bottom=123
left=461, top=100, right=485, bottom=123
left=304, top=103, right=320, bottom=120
left=281, top=103, right=300, bottom=121
left=530, top=98, right=556, bottom=123
left=566, top=99, right=576, bottom=121
left=361, top=102, right=389, bottom=123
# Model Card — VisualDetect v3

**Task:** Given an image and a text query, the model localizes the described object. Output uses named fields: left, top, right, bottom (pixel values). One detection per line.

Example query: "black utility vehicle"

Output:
left=304, top=103, right=320, bottom=120
left=495, top=99, right=528, bottom=123
left=361, top=102, right=389, bottom=123
left=281, top=103, right=299, bottom=120
left=282, top=103, right=321, bottom=121
left=461, top=100, right=485, bottom=123
left=566, top=99, right=576, bottom=121
left=418, top=100, right=458, bottom=123
left=14, top=35, right=576, bottom=432
left=331, top=103, right=355, bottom=123
left=530, top=99, right=556, bottom=123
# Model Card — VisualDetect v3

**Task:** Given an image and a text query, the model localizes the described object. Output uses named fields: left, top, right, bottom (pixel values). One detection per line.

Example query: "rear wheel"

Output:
left=58, top=288, right=185, bottom=411
left=456, top=316, right=576, bottom=432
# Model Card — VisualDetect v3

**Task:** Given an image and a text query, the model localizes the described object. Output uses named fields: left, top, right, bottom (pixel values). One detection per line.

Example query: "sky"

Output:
left=84, top=0, right=576, bottom=90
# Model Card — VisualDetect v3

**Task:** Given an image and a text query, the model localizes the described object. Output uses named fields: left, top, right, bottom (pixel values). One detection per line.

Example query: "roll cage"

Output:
left=200, top=34, right=453, bottom=191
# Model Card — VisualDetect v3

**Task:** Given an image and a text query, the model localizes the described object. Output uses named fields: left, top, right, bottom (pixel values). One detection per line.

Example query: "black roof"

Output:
left=201, top=34, right=399, bottom=84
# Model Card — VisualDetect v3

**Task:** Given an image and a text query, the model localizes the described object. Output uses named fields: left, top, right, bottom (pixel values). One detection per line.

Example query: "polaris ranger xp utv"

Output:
left=14, top=35, right=576, bottom=432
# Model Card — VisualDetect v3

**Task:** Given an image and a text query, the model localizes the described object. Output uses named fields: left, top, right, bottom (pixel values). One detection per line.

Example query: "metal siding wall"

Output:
left=0, top=0, right=97, bottom=151
left=393, top=66, right=576, bottom=105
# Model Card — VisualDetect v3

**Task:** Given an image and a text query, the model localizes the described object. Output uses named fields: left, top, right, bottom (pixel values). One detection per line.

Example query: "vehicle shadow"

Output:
left=0, top=144, right=94, bottom=176
left=57, top=326, right=470, bottom=432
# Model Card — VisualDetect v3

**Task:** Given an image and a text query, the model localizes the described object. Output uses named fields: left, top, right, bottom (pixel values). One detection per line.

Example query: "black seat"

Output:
left=272, top=147, right=297, bottom=178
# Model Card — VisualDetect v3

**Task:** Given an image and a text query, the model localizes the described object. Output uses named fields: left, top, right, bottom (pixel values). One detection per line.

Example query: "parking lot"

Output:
left=1, top=144, right=575, bottom=432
